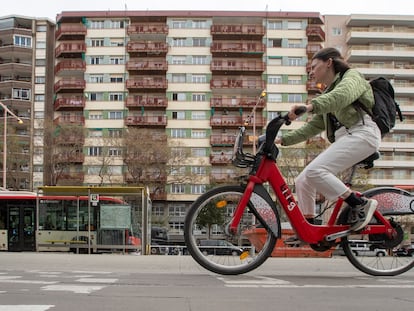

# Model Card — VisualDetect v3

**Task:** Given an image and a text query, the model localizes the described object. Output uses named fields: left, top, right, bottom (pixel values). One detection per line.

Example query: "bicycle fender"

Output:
left=250, top=184, right=281, bottom=238
left=362, top=187, right=413, bottom=215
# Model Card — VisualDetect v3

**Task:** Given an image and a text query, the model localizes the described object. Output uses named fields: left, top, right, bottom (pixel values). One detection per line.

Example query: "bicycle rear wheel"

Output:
left=184, top=185, right=278, bottom=275
left=341, top=187, right=414, bottom=276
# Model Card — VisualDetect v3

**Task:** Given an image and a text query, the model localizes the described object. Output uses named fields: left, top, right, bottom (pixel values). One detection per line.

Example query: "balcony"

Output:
left=53, top=134, right=85, bottom=145
left=306, top=43, right=323, bottom=57
left=211, top=96, right=265, bottom=109
left=306, top=26, right=326, bottom=42
left=210, top=115, right=266, bottom=128
left=126, top=59, right=168, bottom=73
left=210, top=172, right=238, bottom=183
left=210, top=134, right=254, bottom=146
left=211, top=59, right=265, bottom=73
left=125, top=115, right=167, bottom=127
left=127, top=41, right=168, bottom=55
left=210, top=153, right=233, bottom=165
left=126, top=95, right=167, bottom=108
left=211, top=24, right=265, bottom=38
left=54, top=97, right=85, bottom=110
left=211, top=41, right=265, bottom=55
left=54, top=79, right=86, bottom=93
left=127, top=24, right=168, bottom=35
left=55, top=60, right=86, bottom=75
left=55, top=24, right=87, bottom=40
left=126, top=77, right=167, bottom=90
left=58, top=172, right=85, bottom=185
left=210, top=78, right=265, bottom=90
left=54, top=153, right=85, bottom=163
left=55, top=42, right=86, bottom=58
left=53, top=115, right=85, bottom=126
left=306, top=81, right=323, bottom=94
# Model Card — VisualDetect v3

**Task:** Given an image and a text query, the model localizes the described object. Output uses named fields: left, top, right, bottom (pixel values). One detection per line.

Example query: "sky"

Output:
left=2, top=0, right=414, bottom=20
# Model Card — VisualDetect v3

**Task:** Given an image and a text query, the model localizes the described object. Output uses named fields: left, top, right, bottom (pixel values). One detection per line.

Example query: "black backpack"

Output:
left=353, top=77, right=403, bottom=137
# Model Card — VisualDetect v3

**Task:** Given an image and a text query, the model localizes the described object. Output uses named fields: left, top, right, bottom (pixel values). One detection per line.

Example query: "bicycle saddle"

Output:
left=357, top=151, right=380, bottom=169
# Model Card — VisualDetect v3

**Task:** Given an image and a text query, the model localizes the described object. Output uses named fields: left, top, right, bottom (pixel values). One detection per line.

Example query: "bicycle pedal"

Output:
left=325, top=229, right=352, bottom=242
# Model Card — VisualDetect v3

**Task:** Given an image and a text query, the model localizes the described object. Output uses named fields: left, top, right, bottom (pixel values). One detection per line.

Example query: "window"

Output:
left=288, top=76, right=302, bottom=85
left=171, top=184, right=185, bottom=194
left=191, top=184, right=206, bottom=194
left=12, top=88, right=30, bottom=100
left=35, top=59, right=46, bottom=66
left=191, top=148, right=206, bottom=157
left=268, top=39, right=282, bottom=48
left=109, top=93, right=124, bottom=101
left=268, top=57, right=282, bottom=66
left=110, top=56, right=124, bottom=64
left=191, top=166, right=206, bottom=175
left=172, top=38, right=186, bottom=47
left=172, top=56, right=186, bottom=64
left=14, top=35, right=32, bottom=47
left=88, top=147, right=102, bottom=156
left=192, top=75, right=207, bottom=83
left=35, top=76, right=45, bottom=84
left=110, top=75, right=123, bottom=83
left=172, top=20, right=186, bottom=29
left=91, top=39, right=104, bottom=47
left=36, top=40, right=46, bottom=49
left=287, top=21, right=302, bottom=30
left=171, top=129, right=187, bottom=138
left=109, top=20, right=125, bottom=29
left=268, top=93, right=282, bottom=103
left=191, top=130, right=206, bottom=138
left=287, top=94, right=303, bottom=103
left=108, top=111, right=123, bottom=119
left=191, top=111, right=206, bottom=120
left=90, top=56, right=104, bottom=65
left=152, top=205, right=164, bottom=216
left=108, top=129, right=123, bottom=138
left=287, top=39, right=302, bottom=48
left=109, top=148, right=122, bottom=156
left=192, top=93, right=206, bottom=101
left=89, top=20, right=105, bottom=29
left=36, top=25, right=47, bottom=32
left=172, top=111, right=185, bottom=120
left=89, top=93, right=104, bottom=101
left=34, top=94, right=45, bottom=101
left=110, top=39, right=124, bottom=47
left=89, top=130, right=103, bottom=137
left=89, top=112, right=103, bottom=120
left=332, top=27, right=342, bottom=36
left=192, top=20, right=207, bottom=29
left=192, top=37, right=207, bottom=47
left=192, top=56, right=207, bottom=65
left=268, top=21, right=282, bottom=30
left=172, top=74, right=186, bottom=83
left=268, top=75, right=282, bottom=84
left=170, top=166, right=186, bottom=176
left=288, top=57, right=302, bottom=66
left=173, top=93, right=186, bottom=101
left=89, top=75, right=104, bottom=83
left=171, top=147, right=186, bottom=158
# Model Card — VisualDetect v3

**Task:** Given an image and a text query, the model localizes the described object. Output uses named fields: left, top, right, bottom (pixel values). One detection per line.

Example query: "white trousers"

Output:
left=295, top=115, right=381, bottom=217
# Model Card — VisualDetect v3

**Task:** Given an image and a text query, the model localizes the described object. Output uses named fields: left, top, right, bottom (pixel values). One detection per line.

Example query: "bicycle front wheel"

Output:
left=184, top=185, right=278, bottom=275
left=341, top=187, right=414, bottom=276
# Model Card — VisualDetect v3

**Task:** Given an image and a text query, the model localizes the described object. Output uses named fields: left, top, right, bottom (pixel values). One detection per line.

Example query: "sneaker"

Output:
left=349, top=199, right=378, bottom=231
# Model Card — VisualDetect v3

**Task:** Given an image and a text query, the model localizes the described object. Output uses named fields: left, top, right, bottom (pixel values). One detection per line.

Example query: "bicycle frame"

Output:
left=229, top=114, right=396, bottom=245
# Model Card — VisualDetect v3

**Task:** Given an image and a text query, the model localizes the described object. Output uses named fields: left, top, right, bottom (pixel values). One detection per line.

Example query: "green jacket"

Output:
left=281, top=69, right=374, bottom=145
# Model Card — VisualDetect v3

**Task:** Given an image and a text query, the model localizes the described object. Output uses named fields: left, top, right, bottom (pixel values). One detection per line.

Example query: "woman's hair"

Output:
left=312, top=47, right=350, bottom=74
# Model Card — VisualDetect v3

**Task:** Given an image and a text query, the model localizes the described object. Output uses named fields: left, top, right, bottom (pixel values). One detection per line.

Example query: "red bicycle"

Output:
left=184, top=107, right=414, bottom=276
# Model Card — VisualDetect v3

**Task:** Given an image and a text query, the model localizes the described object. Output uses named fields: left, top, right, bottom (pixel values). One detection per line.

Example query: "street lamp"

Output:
left=0, top=101, right=23, bottom=189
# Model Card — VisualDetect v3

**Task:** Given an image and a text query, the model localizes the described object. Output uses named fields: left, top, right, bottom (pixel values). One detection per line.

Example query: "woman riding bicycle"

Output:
left=277, top=47, right=381, bottom=243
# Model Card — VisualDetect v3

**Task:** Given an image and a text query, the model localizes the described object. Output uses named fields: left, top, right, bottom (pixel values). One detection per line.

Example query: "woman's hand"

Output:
left=287, top=104, right=313, bottom=120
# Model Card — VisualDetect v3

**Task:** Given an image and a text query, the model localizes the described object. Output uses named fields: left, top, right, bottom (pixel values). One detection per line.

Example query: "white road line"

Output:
left=76, top=278, right=118, bottom=283
left=0, top=279, right=57, bottom=285
left=42, top=284, right=105, bottom=294
left=0, top=306, right=54, bottom=311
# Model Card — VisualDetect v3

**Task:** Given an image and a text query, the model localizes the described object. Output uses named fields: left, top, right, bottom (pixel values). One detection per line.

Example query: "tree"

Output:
left=196, top=200, right=225, bottom=239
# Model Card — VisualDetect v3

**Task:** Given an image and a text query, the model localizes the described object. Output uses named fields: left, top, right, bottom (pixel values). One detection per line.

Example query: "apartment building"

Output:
left=324, top=14, right=414, bottom=189
left=0, top=15, right=55, bottom=190
left=52, top=10, right=324, bottom=242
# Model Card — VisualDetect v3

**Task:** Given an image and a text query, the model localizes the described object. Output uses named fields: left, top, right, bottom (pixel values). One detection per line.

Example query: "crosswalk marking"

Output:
left=42, top=284, right=105, bottom=294
left=0, top=306, right=54, bottom=311
left=77, top=278, right=118, bottom=283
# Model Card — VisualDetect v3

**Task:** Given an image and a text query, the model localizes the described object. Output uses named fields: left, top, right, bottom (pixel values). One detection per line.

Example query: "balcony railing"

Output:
left=58, top=172, right=85, bottom=184
left=126, top=95, right=168, bottom=108
left=210, top=78, right=265, bottom=89
left=126, top=59, right=168, bottom=72
left=210, top=153, right=233, bottom=164
left=211, top=115, right=266, bottom=127
left=211, top=42, right=265, bottom=54
left=127, top=24, right=168, bottom=35
left=125, top=115, right=167, bottom=127
left=54, top=153, right=85, bottom=163
left=53, top=135, right=85, bottom=145
left=126, top=77, right=168, bottom=90
left=55, top=42, right=86, bottom=57
left=54, top=97, right=85, bottom=110
left=54, top=79, right=86, bottom=93
left=211, top=24, right=265, bottom=36
left=55, top=24, right=87, bottom=40
left=55, top=60, right=86, bottom=74
left=53, top=115, right=85, bottom=125
left=127, top=42, right=169, bottom=54
left=211, top=60, right=265, bottom=72
left=306, top=26, right=326, bottom=42
left=211, top=96, right=265, bottom=109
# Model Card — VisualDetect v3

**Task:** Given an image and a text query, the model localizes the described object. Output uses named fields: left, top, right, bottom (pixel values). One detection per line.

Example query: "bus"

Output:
left=0, top=189, right=144, bottom=253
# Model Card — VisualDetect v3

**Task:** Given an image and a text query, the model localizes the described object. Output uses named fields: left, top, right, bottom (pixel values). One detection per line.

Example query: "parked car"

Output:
left=334, top=240, right=387, bottom=257
left=393, top=247, right=414, bottom=257
left=199, top=239, right=244, bottom=256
